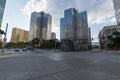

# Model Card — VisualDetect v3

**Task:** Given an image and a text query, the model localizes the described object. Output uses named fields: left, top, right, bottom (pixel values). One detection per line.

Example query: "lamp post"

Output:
left=55, top=34, right=56, bottom=52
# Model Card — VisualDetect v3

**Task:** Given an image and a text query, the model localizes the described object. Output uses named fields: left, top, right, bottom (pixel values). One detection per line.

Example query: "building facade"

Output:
left=99, top=25, right=120, bottom=49
left=51, top=32, right=56, bottom=39
left=11, top=28, right=29, bottom=43
left=60, top=8, right=91, bottom=51
left=29, top=11, right=52, bottom=41
left=113, top=0, right=120, bottom=25
left=0, top=0, right=6, bottom=28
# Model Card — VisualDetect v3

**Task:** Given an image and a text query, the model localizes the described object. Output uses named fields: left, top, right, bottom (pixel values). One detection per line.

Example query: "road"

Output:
left=0, top=49, right=120, bottom=80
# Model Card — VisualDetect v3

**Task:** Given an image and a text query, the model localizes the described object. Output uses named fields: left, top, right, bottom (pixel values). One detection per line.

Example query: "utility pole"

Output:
left=55, top=34, right=56, bottom=52
left=2, top=23, right=8, bottom=53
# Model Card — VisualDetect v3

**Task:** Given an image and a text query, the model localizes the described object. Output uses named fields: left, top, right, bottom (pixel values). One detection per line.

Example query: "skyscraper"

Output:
left=60, top=8, right=91, bottom=51
left=0, top=0, right=6, bottom=28
left=113, top=0, right=120, bottom=25
left=29, top=11, right=52, bottom=41
left=51, top=32, right=56, bottom=39
left=11, top=27, right=29, bottom=43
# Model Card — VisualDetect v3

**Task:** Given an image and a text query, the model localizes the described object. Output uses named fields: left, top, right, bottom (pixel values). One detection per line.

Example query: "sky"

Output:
left=2, top=0, right=117, bottom=42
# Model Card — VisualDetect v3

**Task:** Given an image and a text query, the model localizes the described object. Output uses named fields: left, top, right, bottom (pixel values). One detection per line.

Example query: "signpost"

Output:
left=2, top=23, right=8, bottom=53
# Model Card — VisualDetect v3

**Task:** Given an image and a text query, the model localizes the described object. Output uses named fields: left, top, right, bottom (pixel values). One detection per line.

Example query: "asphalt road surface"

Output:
left=0, top=49, right=120, bottom=80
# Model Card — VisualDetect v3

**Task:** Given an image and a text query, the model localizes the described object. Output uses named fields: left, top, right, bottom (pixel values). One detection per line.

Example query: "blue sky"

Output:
left=2, top=0, right=117, bottom=42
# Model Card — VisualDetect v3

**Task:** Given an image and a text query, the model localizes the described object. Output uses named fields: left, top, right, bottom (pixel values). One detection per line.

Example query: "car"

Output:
left=14, top=49, right=20, bottom=52
left=22, top=48, right=27, bottom=51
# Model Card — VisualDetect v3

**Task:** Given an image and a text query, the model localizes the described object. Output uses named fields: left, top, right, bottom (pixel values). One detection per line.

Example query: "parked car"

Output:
left=14, top=48, right=20, bottom=52
left=22, top=48, right=27, bottom=51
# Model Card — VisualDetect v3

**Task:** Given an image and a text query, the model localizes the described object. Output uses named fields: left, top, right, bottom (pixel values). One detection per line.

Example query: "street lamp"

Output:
left=55, top=34, right=56, bottom=52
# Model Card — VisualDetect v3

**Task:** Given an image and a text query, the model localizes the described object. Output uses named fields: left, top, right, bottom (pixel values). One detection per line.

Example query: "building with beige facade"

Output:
left=99, top=25, right=120, bottom=49
left=11, top=27, right=29, bottom=43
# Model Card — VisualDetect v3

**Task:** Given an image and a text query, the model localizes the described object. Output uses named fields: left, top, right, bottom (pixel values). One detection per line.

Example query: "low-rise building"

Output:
left=99, top=25, right=120, bottom=49
left=11, top=27, right=29, bottom=43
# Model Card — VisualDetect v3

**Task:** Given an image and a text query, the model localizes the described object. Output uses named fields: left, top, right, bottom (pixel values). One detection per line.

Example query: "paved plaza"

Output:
left=0, top=49, right=120, bottom=80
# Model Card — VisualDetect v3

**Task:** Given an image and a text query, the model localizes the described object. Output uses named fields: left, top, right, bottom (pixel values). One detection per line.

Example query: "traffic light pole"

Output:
left=2, top=23, right=8, bottom=53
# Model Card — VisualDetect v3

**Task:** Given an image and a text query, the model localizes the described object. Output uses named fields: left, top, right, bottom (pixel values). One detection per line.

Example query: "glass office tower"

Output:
left=60, top=8, right=91, bottom=51
left=29, top=12, right=40, bottom=40
left=113, top=0, right=120, bottom=25
left=0, top=0, right=6, bottom=28
left=76, top=11, right=89, bottom=42
left=29, top=11, right=52, bottom=41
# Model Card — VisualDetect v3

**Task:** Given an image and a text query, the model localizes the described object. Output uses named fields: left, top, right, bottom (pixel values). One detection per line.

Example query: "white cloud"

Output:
left=23, top=0, right=47, bottom=17
left=88, top=0, right=116, bottom=26
left=23, top=0, right=116, bottom=39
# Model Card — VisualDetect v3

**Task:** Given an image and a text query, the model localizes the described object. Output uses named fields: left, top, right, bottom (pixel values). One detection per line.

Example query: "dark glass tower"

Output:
left=0, top=0, right=6, bottom=28
left=60, top=8, right=91, bottom=50
left=29, top=11, right=52, bottom=41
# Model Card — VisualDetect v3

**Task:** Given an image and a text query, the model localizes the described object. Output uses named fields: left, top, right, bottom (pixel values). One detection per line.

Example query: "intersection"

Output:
left=0, top=49, right=120, bottom=80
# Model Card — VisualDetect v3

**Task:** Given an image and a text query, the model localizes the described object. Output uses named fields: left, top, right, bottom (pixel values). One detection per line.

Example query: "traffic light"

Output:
left=0, top=29, right=4, bottom=34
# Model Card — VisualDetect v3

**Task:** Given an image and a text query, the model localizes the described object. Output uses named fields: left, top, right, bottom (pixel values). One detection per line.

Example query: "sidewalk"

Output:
left=0, top=49, right=15, bottom=58
left=0, top=53, right=12, bottom=59
left=0, top=49, right=12, bottom=54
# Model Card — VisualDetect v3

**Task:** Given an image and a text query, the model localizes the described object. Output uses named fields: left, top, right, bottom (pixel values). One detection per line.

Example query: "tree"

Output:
left=112, top=31, right=120, bottom=48
left=32, top=38, right=41, bottom=48
left=108, top=31, right=120, bottom=48
left=32, top=38, right=40, bottom=44
left=5, top=42, right=15, bottom=48
left=16, top=41, right=25, bottom=48
left=107, top=43, right=114, bottom=48
left=0, top=42, right=2, bottom=48
left=40, top=39, right=60, bottom=49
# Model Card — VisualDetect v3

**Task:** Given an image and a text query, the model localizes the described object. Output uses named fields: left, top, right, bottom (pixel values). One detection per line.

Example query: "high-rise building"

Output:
left=51, top=32, right=56, bottom=39
left=0, top=0, right=6, bottom=28
left=29, top=11, right=52, bottom=41
left=11, top=28, right=29, bottom=43
left=113, top=0, right=120, bottom=25
left=60, top=8, right=91, bottom=51
left=88, top=27, right=92, bottom=49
